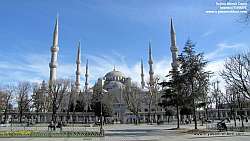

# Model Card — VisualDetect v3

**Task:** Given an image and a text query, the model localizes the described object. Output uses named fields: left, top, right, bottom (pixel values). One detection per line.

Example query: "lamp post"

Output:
left=100, top=99, right=104, bottom=135
left=10, top=115, right=13, bottom=131
left=99, top=82, right=104, bottom=135
left=120, top=86, right=122, bottom=124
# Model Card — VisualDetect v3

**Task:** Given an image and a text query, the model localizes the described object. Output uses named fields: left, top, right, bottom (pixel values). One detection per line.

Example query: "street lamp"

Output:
left=100, top=98, right=104, bottom=135
left=10, top=115, right=13, bottom=131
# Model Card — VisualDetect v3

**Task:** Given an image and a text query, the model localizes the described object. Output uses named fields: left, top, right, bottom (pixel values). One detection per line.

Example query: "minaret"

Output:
left=49, top=15, right=59, bottom=84
left=84, top=59, right=89, bottom=91
left=140, top=59, right=145, bottom=89
left=41, top=80, right=46, bottom=90
left=75, top=41, right=81, bottom=93
left=170, top=18, right=178, bottom=71
left=148, top=41, right=154, bottom=87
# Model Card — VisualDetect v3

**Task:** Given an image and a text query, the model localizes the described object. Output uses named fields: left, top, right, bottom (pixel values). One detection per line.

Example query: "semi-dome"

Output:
left=104, top=81, right=124, bottom=90
left=104, top=67, right=126, bottom=81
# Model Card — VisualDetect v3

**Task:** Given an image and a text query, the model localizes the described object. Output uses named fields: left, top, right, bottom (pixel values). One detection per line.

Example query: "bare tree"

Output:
left=123, top=83, right=142, bottom=124
left=31, top=81, right=47, bottom=123
left=48, top=79, right=70, bottom=123
left=144, top=76, right=160, bottom=123
left=16, top=81, right=31, bottom=123
left=221, top=53, right=250, bottom=99
left=223, top=85, right=239, bottom=127
left=0, top=85, right=14, bottom=123
left=66, top=83, right=78, bottom=123
left=211, top=80, right=223, bottom=120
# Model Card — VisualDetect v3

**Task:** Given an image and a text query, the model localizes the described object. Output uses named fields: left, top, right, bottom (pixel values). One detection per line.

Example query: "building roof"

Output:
left=104, top=69, right=126, bottom=81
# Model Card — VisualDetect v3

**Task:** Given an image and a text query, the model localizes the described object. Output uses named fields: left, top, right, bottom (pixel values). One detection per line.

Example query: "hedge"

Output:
left=0, top=130, right=103, bottom=138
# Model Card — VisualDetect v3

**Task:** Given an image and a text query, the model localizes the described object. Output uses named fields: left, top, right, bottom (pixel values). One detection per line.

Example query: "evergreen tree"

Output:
left=159, top=70, right=185, bottom=128
left=178, top=39, right=210, bottom=129
left=160, top=39, right=210, bottom=129
left=91, top=84, right=113, bottom=118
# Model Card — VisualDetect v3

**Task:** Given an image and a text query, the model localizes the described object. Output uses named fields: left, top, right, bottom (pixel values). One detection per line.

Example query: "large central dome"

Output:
left=104, top=68, right=126, bottom=81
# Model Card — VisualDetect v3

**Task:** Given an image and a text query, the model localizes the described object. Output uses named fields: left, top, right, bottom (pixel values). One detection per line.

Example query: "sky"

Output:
left=0, top=0, right=249, bottom=90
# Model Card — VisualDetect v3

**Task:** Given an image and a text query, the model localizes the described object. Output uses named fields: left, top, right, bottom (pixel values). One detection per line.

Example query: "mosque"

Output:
left=45, top=16, right=180, bottom=124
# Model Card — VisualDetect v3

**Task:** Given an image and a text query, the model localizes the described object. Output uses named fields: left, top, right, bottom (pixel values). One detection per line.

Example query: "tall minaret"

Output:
left=49, top=16, right=59, bottom=84
left=140, top=59, right=145, bottom=89
left=148, top=41, right=154, bottom=87
left=75, top=41, right=81, bottom=93
left=84, top=59, right=89, bottom=91
left=170, top=18, right=178, bottom=71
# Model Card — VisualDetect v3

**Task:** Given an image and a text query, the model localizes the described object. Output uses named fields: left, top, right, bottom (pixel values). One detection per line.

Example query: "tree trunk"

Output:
left=52, top=107, right=57, bottom=123
left=36, top=111, right=39, bottom=123
left=241, top=115, right=244, bottom=128
left=205, top=107, right=208, bottom=121
left=19, top=104, right=23, bottom=123
left=3, top=108, right=8, bottom=124
left=52, top=98, right=57, bottom=123
left=19, top=110, right=23, bottom=123
left=193, top=98, right=197, bottom=129
left=217, top=105, right=220, bottom=120
left=135, top=113, right=139, bottom=125
left=234, top=114, right=237, bottom=127
left=148, top=101, right=151, bottom=124
left=176, top=105, right=180, bottom=128
left=191, top=81, right=197, bottom=129
left=232, top=108, right=237, bottom=127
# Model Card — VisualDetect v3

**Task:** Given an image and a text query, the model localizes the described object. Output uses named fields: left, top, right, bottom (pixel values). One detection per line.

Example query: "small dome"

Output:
left=104, top=68, right=126, bottom=81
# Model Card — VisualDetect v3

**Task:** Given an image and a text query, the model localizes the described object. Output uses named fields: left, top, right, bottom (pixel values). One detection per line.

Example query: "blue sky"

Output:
left=0, top=0, right=249, bottom=88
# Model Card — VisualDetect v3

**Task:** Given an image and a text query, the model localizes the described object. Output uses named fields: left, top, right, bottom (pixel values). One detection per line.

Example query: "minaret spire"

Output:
left=170, top=18, right=178, bottom=71
left=75, top=41, right=81, bottom=93
left=49, top=15, right=59, bottom=84
left=53, top=15, right=59, bottom=47
left=85, top=59, right=89, bottom=91
left=148, top=41, right=154, bottom=87
left=141, top=59, right=145, bottom=89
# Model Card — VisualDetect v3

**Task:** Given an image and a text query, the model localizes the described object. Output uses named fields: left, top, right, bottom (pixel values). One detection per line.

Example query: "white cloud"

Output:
left=205, top=42, right=248, bottom=60
left=205, top=59, right=224, bottom=75
left=204, top=41, right=250, bottom=93
left=205, top=59, right=226, bottom=93
left=85, top=54, right=171, bottom=87
left=0, top=48, right=237, bottom=94
left=0, top=50, right=173, bottom=88
left=201, top=30, right=214, bottom=37
left=0, top=54, right=49, bottom=84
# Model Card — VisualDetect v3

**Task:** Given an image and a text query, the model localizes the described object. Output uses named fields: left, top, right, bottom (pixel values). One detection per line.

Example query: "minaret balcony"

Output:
left=49, top=63, right=57, bottom=68
left=171, top=46, right=178, bottom=52
left=51, top=46, right=59, bottom=52
left=171, top=62, right=179, bottom=68
left=149, top=71, right=154, bottom=74
left=75, top=71, right=81, bottom=75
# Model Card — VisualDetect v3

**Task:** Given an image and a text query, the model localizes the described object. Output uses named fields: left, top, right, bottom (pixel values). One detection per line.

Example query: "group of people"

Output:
left=48, top=121, right=63, bottom=131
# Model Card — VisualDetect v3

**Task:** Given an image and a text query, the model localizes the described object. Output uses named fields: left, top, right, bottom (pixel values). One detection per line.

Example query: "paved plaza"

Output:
left=0, top=123, right=250, bottom=141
